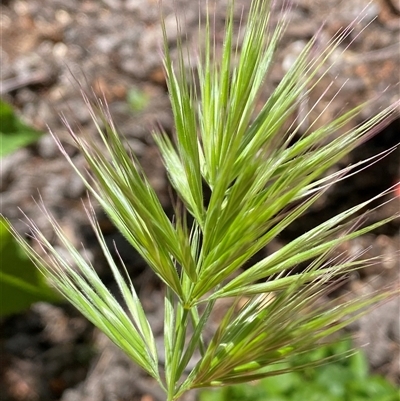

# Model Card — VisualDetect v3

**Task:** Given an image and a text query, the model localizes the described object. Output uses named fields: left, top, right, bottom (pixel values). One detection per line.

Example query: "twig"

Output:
left=0, top=70, right=54, bottom=95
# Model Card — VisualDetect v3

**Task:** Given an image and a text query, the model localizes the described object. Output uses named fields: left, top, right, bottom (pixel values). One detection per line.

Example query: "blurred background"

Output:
left=1, top=0, right=399, bottom=400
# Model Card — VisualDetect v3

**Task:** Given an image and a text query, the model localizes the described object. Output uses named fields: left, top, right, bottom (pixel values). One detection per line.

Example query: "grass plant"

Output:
left=7, top=1, right=399, bottom=400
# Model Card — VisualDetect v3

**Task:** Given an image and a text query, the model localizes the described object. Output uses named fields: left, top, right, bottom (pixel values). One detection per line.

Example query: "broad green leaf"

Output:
left=0, top=100, right=43, bottom=157
left=0, top=218, right=61, bottom=316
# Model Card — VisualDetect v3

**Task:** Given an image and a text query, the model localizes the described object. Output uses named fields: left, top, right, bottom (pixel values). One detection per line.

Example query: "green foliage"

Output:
left=199, top=340, right=400, bottom=401
left=5, top=1, right=399, bottom=400
left=0, top=218, right=61, bottom=317
left=127, top=87, right=149, bottom=112
left=0, top=99, right=43, bottom=157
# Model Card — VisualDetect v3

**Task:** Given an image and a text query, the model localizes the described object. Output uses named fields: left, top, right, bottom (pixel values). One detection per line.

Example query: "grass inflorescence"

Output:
left=7, top=1, right=399, bottom=400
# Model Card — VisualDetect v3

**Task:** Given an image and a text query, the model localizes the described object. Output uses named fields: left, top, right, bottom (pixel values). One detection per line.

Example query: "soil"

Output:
left=0, top=1, right=399, bottom=400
